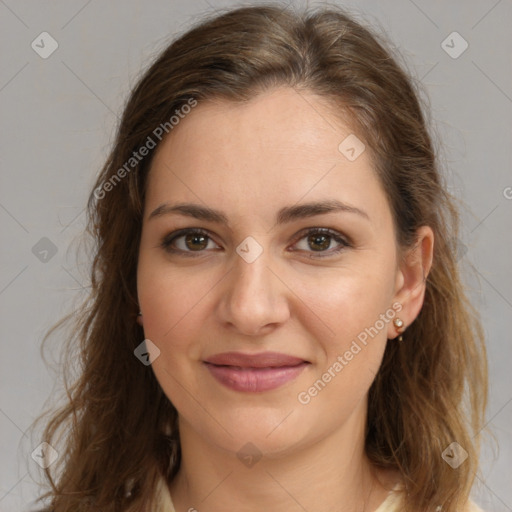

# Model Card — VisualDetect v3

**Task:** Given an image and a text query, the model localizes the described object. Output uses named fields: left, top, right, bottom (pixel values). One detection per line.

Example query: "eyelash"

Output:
left=159, top=227, right=351, bottom=259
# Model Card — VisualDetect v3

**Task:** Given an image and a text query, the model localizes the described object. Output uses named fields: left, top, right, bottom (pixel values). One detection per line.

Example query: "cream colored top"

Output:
left=158, top=478, right=484, bottom=512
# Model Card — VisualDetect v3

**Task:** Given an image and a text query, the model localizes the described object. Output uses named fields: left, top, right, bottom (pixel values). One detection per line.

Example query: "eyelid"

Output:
left=292, top=226, right=350, bottom=244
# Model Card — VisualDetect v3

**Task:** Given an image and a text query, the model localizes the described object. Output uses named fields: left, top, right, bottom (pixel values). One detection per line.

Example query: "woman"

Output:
left=35, top=4, right=488, bottom=511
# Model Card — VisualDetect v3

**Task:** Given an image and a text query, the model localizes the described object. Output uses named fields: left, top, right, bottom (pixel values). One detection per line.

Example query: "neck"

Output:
left=168, top=398, right=398, bottom=512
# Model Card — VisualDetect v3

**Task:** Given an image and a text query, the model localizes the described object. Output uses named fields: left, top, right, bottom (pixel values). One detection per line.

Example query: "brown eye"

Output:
left=183, top=232, right=209, bottom=251
left=292, top=228, right=350, bottom=258
left=160, top=228, right=220, bottom=255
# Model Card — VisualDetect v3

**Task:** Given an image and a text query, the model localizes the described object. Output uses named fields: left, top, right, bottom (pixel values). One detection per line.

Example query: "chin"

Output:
left=202, top=404, right=318, bottom=457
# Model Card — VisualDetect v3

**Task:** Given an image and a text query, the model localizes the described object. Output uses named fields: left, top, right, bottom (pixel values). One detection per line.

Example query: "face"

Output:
left=137, top=87, right=404, bottom=457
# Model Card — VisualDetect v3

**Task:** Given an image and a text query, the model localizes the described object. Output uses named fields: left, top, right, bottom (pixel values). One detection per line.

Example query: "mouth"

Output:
left=203, top=351, right=310, bottom=392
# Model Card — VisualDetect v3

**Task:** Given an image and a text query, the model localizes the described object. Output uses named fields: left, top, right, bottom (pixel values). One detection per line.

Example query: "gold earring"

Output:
left=393, top=318, right=404, bottom=341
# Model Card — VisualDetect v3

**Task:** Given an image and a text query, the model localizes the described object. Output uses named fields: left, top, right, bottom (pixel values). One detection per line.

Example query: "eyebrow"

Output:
left=148, top=199, right=370, bottom=225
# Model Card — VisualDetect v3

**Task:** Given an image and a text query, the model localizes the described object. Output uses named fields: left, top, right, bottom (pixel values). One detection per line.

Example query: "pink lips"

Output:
left=203, top=351, right=309, bottom=392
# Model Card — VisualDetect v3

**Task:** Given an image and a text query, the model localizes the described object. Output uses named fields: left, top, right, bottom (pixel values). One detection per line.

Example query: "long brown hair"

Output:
left=34, top=4, right=488, bottom=511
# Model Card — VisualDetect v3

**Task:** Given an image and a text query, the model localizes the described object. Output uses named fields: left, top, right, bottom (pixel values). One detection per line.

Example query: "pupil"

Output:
left=309, top=234, right=330, bottom=251
left=186, top=233, right=207, bottom=250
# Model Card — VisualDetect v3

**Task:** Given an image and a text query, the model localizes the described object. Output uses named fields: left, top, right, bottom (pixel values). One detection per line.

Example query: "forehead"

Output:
left=146, top=87, right=390, bottom=230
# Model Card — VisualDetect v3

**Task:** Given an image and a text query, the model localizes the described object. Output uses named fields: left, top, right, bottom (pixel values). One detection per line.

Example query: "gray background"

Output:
left=0, top=0, right=511, bottom=510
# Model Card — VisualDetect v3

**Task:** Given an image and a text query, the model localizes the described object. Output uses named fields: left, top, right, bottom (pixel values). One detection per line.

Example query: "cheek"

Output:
left=292, top=264, right=395, bottom=354
left=136, top=233, right=209, bottom=411
left=293, top=273, right=392, bottom=421
left=137, top=265, right=215, bottom=350
left=137, top=266, right=212, bottom=409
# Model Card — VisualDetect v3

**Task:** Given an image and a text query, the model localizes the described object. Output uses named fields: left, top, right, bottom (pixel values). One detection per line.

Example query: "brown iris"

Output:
left=185, top=233, right=209, bottom=251
left=308, top=233, right=331, bottom=251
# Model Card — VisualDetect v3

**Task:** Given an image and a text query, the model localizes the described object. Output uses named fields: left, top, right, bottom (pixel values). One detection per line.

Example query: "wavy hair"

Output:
left=34, top=4, right=488, bottom=511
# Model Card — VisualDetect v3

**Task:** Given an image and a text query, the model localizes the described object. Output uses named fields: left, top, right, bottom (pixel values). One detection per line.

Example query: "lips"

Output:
left=204, top=351, right=307, bottom=368
left=203, top=351, right=310, bottom=392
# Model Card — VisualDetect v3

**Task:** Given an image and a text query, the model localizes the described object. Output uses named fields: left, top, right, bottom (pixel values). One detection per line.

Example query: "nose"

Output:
left=216, top=247, right=290, bottom=337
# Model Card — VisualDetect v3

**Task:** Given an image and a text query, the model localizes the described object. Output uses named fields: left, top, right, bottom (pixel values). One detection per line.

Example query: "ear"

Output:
left=136, top=313, right=143, bottom=327
left=388, top=226, right=434, bottom=339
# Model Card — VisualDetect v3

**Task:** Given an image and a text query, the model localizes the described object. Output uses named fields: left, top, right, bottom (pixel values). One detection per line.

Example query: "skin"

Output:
left=136, top=87, right=434, bottom=512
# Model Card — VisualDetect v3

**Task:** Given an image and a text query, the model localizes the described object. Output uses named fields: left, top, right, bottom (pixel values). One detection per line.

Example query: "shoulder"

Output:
left=374, top=483, right=485, bottom=512
left=465, top=500, right=486, bottom=512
